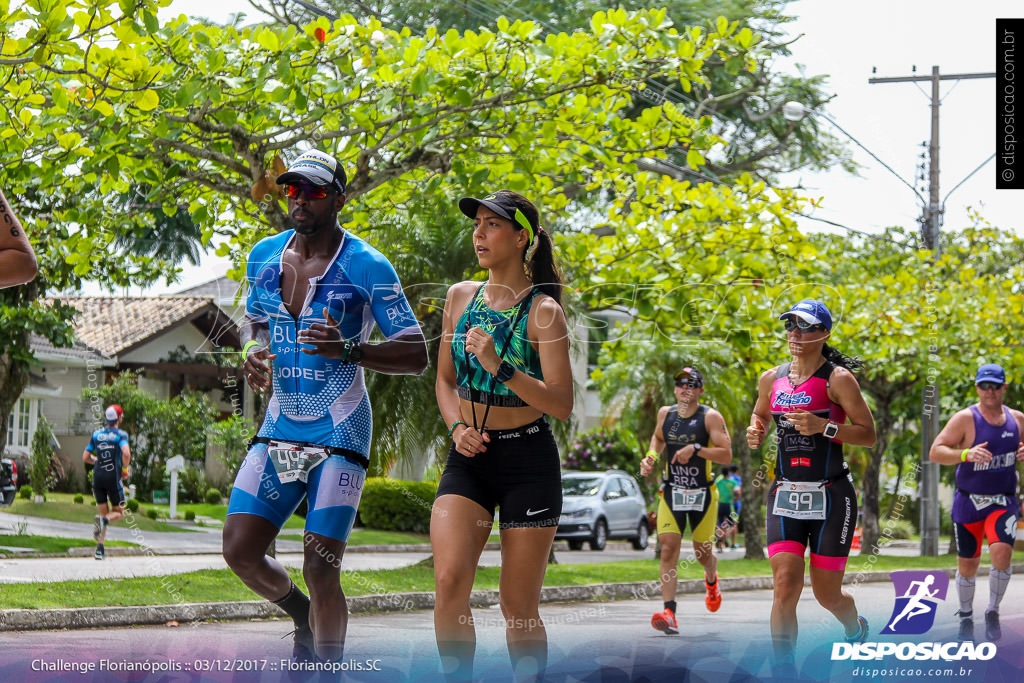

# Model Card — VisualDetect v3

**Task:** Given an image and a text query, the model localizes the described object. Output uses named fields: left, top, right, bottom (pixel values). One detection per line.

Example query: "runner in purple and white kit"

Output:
left=930, top=363, right=1024, bottom=642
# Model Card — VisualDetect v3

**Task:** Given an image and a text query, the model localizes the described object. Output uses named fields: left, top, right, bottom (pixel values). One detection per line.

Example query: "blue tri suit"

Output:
left=87, top=427, right=129, bottom=507
left=226, top=229, right=421, bottom=541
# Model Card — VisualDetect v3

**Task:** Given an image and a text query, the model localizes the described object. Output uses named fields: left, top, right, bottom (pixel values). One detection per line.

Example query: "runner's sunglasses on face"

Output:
left=675, top=378, right=701, bottom=388
left=978, top=382, right=1004, bottom=392
left=783, top=317, right=826, bottom=333
left=284, top=183, right=332, bottom=201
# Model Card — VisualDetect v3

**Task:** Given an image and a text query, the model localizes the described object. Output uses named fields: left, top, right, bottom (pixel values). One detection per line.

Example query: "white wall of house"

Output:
left=120, top=323, right=218, bottom=364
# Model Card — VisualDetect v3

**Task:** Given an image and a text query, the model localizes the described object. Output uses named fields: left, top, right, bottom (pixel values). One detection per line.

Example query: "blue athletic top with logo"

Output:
left=245, top=229, right=421, bottom=457
left=86, top=427, right=129, bottom=485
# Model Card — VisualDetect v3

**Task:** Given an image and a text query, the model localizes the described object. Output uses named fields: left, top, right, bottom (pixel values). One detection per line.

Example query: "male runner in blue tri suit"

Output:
left=222, top=150, right=428, bottom=663
left=82, top=405, right=130, bottom=561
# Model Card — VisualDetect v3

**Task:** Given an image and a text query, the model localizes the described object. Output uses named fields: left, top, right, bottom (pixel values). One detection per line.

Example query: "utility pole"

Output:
left=869, top=66, right=995, bottom=556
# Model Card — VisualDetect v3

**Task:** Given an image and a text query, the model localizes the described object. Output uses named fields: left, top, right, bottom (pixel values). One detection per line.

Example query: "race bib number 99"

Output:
left=671, top=487, right=707, bottom=512
left=773, top=481, right=826, bottom=520
left=268, top=442, right=329, bottom=484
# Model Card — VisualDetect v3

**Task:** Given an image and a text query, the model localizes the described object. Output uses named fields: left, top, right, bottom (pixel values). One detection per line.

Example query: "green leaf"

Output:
left=133, top=89, right=159, bottom=111
left=143, top=11, right=159, bottom=34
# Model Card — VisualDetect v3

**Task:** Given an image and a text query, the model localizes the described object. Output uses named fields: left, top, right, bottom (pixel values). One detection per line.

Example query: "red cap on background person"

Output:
left=105, top=405, right=123, bottom=424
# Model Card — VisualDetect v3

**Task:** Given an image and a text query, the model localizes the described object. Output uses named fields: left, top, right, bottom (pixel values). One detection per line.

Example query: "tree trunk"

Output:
left=885, top=454, right=905, bottom=520
left=860, top=411, right=892, bottom=555
left=0, top=329, right=32, bottom=459
left=736, top=426, right=764, bottom=560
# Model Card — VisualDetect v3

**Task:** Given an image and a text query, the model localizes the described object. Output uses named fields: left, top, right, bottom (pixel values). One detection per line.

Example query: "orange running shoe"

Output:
left=651, top=608, right=678, bottom=634
left=705, top=576, right=722, bottom=612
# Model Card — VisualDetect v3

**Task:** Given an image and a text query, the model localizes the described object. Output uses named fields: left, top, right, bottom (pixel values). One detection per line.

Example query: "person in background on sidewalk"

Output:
left=640, top=366, right=732, bottom=635
left=714, top=466, right=738, bottom=551
left=82, top=405, right=130, bottom=560
left=929, top=363, right=1024, bottom=643
left=729, top=464, right=745, bottom=548
left=0, top=188, right=37, bottom=288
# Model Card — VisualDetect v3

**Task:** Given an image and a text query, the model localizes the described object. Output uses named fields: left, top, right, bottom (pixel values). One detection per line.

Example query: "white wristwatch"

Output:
left=822, top=421, right=839, bottom=439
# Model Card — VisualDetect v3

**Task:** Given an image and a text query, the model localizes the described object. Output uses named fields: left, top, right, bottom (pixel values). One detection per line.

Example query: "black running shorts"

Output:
left=436, top=418, right=562, bottom=529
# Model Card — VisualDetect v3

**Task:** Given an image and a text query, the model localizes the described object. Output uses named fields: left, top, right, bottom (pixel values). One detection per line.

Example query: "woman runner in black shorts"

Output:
left=432, top=190, right=573, bottom=681
left=746, top=299, right=876, bottom=660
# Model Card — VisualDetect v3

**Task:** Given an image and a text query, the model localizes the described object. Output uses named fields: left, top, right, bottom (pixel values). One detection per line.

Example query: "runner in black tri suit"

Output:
left=930, top=363, right=1024, bottom=642
left=640, top=367, right=732, bottom=634
left=747, top=300, right=876, bottom=661
left=81, top=405, right=130, bottom=561
left=433, top=190, right=572, bottom=681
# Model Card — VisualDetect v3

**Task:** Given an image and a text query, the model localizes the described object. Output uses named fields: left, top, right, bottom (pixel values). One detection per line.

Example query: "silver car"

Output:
left=556, top=470, right=650, bottom=551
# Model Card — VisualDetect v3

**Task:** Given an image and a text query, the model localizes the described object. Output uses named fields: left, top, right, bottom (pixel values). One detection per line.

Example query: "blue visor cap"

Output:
left=779, top=299, right=833, bottom=331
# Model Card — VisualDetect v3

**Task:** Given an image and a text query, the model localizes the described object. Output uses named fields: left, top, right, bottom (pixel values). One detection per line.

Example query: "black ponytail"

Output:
left=823, top=343, right=863, bottom=373
left=492, top=189, right=563, bottom=305
left=526, top=227, right=562, bottom=305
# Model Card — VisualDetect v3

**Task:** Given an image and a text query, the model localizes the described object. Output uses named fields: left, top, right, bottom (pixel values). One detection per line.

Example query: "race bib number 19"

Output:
left=773, top=481, right=827, bottom=520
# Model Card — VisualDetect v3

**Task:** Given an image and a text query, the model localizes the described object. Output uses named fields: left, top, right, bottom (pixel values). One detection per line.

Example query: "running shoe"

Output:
left=286, top=624, right=316, bottom=662
left=958, top=616, right=974, bottom=642
left=94, top=544, right=105, bottom=561
left=650, top=609, right=678, bottom=635
left=985, top=610, right=1001, bottom=642
left=93, top=515, right=103, bottom=542
left=845, top=616, right=868, bottom=644
left=705, top=577, right=722, bottom=612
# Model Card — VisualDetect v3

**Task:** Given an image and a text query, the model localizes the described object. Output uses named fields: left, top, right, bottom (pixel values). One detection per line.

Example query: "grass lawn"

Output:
left=146, top=502, right=306, bottom=529
left=0, top=551, right=980, bottom=610
left=0, top=533, right=137, bottom=555
left=278, top=529, right=431, bottom=545
left=4, top=495, right=196, bottom=533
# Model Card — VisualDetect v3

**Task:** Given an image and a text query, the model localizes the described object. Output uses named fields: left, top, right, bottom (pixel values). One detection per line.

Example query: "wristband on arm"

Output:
left=961, top=449, right=969, bottom=462
left=241, top=340, right=261, bottom=359
left=645, top=450, right=658, bottom=460
left=448, top=420, right=467, bottom=438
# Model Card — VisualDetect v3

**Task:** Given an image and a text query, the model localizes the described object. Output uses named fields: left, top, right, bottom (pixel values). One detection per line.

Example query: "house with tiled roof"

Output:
left=11, top=290, right=246, bottom=491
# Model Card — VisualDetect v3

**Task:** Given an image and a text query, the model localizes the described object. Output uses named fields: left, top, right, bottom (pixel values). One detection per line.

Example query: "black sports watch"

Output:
left=692, top=443, right=702, bottom=454
left=494, top=360, right=516, bottom=383
left=342, top=341, right=364, bottom=364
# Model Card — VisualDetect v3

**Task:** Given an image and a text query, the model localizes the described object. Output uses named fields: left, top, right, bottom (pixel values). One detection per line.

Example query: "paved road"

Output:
left=3, top=579, right=1023, bottom=682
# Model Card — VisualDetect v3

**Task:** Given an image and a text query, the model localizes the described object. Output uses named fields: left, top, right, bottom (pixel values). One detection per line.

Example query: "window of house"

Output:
left=6, top=398, right=39, bottom=448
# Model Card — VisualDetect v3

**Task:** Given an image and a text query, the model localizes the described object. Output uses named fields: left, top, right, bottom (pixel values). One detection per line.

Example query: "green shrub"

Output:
left=563, top=427, right=641, bottom=471
left=146, top=508, right=159, bottom=520
left=179, top=466, right=209, bottom=504
left=358, top=478, right=438, bottom=533
left=881, top=518, right=915, bottom=541
left=184, top=509, right=196, bottom=521
left=19, top=485, right=32, bottom=500
left=204, top=487, right=223, bottom=505
left=125, top=498, right=140, bottom=513
left=73, top=493, right=84, bottom=504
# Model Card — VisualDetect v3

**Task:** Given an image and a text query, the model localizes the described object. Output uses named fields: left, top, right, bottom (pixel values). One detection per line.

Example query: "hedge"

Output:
left=358, top=478, right=437, bottom=534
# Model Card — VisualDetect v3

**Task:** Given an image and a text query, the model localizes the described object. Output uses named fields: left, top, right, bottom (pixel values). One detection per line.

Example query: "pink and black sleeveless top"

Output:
left=769, top=361, right=847, bottom=482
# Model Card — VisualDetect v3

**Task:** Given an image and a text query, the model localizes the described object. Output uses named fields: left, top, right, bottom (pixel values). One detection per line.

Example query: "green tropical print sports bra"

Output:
left=451, top=283, right=545, bottom=407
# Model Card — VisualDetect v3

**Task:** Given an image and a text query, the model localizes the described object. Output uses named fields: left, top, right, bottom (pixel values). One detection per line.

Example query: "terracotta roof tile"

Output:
left=57, top=296, right=217, bottom=357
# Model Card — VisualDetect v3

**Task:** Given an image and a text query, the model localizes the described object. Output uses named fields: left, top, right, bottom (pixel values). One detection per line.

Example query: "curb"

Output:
left=5, top=562, right=1020, bottom=632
